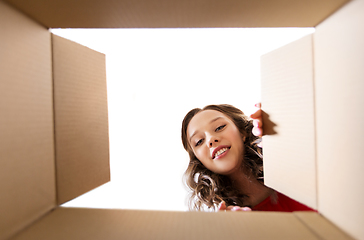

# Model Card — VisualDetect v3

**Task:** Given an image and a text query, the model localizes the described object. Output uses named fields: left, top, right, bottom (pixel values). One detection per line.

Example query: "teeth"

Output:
left=214, top=148, right=228, bottom=158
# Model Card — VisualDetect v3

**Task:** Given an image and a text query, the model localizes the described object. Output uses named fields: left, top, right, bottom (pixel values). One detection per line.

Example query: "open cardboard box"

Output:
left=1, top=0, right=363, bottom=239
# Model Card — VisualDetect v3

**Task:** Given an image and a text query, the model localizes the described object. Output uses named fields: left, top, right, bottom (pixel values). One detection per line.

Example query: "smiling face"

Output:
left=187, top=110, right=245, bottom=175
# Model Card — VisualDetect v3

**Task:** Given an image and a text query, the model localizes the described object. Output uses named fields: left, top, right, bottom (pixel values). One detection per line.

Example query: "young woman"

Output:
left=181, top=104, right=315, bottom=212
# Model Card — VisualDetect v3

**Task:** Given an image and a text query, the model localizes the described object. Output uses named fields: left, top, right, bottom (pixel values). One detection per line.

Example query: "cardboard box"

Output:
left=0, top=0, right=362, bottom=239
left=261, top=1, right=364, bottom=238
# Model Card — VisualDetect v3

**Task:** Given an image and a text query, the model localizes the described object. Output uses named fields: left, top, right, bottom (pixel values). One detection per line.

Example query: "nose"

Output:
left=208, top=135, right=219, bottom=147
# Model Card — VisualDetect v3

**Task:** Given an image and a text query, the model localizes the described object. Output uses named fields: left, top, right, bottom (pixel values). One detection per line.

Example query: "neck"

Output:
left=228, top=168, right=273, bottom=207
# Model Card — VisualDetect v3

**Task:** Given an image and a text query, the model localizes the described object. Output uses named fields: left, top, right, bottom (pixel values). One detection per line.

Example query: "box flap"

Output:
left=4, top=0, right=349, bottom=28
left=294, top=212, right=353, bottom=239
left=0, top=2, right=55, bottom=240
left=261, top=34, right=317, bottom=209
left=314, top=1, right=364, bottom=239
left=12, top=207, right=325, bottom=240
left=52, top=34, right=110, bottom=205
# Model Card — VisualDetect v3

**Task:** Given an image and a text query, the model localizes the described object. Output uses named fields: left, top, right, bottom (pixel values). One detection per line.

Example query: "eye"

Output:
left=215, top=124, right=226, bottom=132
left=195, top=139, right=204, bottom=147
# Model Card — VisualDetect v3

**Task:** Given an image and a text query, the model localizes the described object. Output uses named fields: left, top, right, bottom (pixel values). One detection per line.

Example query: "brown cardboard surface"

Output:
left=4, top=0, right=349, bottom=28
left=12, top=207, right=324, bottom=240
left=294, top=212, right=354, bottom=240
left=52, top=34, right=110, bottom=205
left=1, top=0, right=363, bottom=239
left=314, top=1, right=364, bottom=239
left=261, top=34, right=317, bottom=209
left=0, top=2, right=55, bottom=240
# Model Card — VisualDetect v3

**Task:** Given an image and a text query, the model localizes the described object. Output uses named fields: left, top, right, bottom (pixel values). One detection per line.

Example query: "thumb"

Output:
left=250, top=108, right=262, bottom=119
left=218, top=201, right=227, bottom=211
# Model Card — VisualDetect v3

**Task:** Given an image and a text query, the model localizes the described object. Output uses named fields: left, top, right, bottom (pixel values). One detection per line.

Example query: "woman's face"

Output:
left=187, top=110, right=245, bottom=175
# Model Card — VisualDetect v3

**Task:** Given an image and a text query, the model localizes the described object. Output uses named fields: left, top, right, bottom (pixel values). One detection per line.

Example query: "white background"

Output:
left=51, top=28, right=314, bottom=211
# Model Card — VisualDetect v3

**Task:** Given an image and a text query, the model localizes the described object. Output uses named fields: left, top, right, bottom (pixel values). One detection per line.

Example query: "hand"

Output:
left=250, top=103, right=263, bottom=137
left=218, top=201, right=252, bottom=212
left=250, top=103, right=263, bottom=148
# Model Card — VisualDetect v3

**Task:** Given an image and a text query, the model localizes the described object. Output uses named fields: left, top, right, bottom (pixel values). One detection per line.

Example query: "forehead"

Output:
left=187, top=110, right=229, bottom=136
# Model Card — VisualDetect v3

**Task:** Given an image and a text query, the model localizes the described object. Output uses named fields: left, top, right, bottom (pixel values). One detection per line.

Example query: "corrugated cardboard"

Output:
left=1, top=0, right=362, bottom=239
left=294, top=212, right=353, bottom=240
left=261, top=0, right=364, bottom=239
left=11, top=208, right=350, bottom=240
left=314, top=1, right=364, bottom=238
left=0, top=1, right=109, bottom=239
left=5, top=0, right=348, bottom=28
left=261, top=34, right=317, bottom=209
left=0, top=2, right=54, bottom=239
left=52, top=34, right=110, bottom=205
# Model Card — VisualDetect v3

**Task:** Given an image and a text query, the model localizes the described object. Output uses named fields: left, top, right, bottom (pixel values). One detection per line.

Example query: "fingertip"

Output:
left=218, top=201, right=226, bottom=211
left=226, top=206, right=234, bottom=211
left=231, top=206, right=240, bottom=211
left=242, top=207, right=252, bottom=211
left=250, top=109, right=262, bottom=119
left=252, top=127, right=263, bottom=137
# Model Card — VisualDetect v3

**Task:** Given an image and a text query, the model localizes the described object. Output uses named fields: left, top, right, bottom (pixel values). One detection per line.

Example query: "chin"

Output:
left=219, top=163, right=242, bottom=175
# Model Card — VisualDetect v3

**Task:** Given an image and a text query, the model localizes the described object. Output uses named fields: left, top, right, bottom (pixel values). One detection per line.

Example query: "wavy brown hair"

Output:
left=181, top=104, right=263, bottom=211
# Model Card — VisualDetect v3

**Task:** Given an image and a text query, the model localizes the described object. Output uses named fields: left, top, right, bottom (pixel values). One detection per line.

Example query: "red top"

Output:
left=252, top=191, right=316, bottom=212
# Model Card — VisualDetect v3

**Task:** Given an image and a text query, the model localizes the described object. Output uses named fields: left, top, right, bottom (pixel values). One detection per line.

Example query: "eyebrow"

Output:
left=189, top=117, right=223, bottom=143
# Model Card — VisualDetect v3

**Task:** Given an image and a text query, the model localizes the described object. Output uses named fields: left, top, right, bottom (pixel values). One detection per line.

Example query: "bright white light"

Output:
left=52, top=27, right=315, bottom=211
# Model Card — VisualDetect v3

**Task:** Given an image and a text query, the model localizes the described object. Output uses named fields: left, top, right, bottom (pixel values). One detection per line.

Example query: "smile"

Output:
left=212, top=146, right=231, bottom=159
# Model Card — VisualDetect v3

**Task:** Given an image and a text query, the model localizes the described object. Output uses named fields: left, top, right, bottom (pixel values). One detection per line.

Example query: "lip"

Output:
left=211, top=145, right=231, bottom=159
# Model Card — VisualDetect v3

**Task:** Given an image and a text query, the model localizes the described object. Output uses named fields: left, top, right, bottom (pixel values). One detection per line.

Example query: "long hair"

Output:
left=181, top=104, right=263, bottom=211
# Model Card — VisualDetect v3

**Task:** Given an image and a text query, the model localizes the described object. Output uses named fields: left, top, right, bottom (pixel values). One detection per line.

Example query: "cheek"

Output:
left=230, top=131, right=245, bottom=153
left=195, top=147, right=207, bottom=160
left=194, top=148, right=211, bottom=167
left=226, top=128, right=240, bottom=142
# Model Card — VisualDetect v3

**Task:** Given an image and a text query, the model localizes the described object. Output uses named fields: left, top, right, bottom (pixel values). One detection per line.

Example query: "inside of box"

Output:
left=1, top=0, right=363, bottom=239
left=4, top=0, right=349, bottom=28
left=9, top=208, right=354, bottom=240
left=50, top=27, right=315, bottom=212
left=261, top=34, right=317, bottom=209
left=0, top=2, right=55, bottom=239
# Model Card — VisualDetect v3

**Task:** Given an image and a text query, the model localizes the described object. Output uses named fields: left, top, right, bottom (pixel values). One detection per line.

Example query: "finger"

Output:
left=218, top=201, right=227, bottom=211
left=229, top=206, right=252, bottom=212
left=252, top=126, right=263, bottom=137
left=231, top=206, right=241, bottom=211
left=250, top=109, right=262, bottom=119
left=226, top=205, right=235, bottom=211
left=253, top=119, right=262, bottom=128
left=241, top=207, right=252, bottom=211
